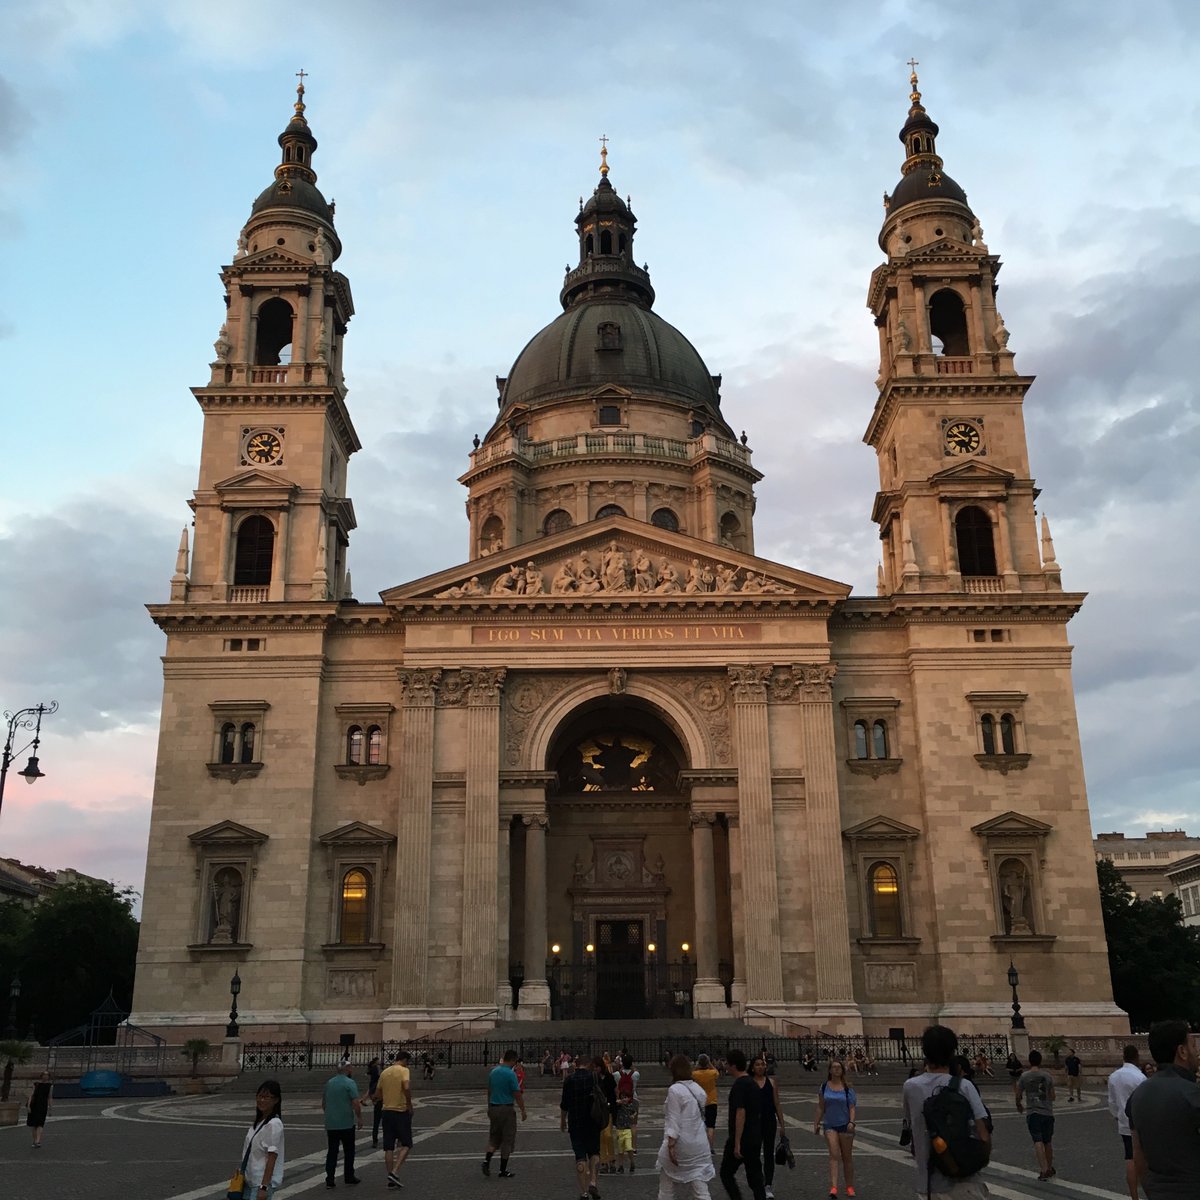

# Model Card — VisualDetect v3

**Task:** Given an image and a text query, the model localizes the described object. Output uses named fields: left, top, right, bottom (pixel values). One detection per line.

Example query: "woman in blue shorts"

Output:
left=813, top=1059, right=856, bottom=1199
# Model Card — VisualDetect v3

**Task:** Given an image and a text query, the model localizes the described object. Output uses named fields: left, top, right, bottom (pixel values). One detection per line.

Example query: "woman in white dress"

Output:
left=657, top=1054, right=715, bottom=1199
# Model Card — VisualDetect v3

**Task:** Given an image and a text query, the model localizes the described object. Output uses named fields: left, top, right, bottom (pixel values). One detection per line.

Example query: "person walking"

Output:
left=322, top=1058, right=363, bottom=1188
left=658, top=1054, right=715, bottom=1199
left=483, top=1048, right=526, bottom=1179
left=1107, top=1044, right=1146, bottom=1200
left=25, top=1071, right=52, bottom=1148
left=366, top=1057, right=383, bottom=1149
left=750, top=1055, right=786, bottom=1200
left=902, top=1025, right=991, bottom=1199
left=1014, top=1049, right=1057, bottom=1181
left=598, top=1055, right=619, bottom=1174
left=693, top=1053, right=720, bottom=1148
left=620, top=1055, right=642, bottom=1151
left=561, top=1055, right=603, bottom=1200
left=1127, top=1019, right=1200, bottom=1198
left=719, top=1048, right=766, bottom=1200
left=240, top=1080, right=285, bottom=1200
left=614, top=1072, right=640, bottom=1173
left=378, top=1049, right=413, bottom=1190
left=814, top=1059, right=856, bottom=1198
left=1065, top=1048, right=1084, bottom=1102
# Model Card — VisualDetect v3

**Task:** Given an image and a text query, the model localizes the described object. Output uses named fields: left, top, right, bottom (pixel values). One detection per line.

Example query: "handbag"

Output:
left=228, top=1133, right=254, bottom=1199
left=775, top=1132, right=795, bottom=1168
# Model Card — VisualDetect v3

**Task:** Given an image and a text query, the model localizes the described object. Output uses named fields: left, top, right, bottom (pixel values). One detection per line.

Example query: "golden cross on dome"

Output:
left=296, top=68, right=308, bottom=90
left=599, top=133, right=610, bottom=177
left=907, top=57, right=919, bottom=74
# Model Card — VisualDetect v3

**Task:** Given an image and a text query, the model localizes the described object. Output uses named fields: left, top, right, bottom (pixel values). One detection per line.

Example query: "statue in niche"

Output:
left=655, top=560, right=682, bottom=593
left=573, top=854, right=587, bottom=881
left=715, top=564, right=740, bottom=592
left=602, top=541, right=630, bottom=591
left=652, top=854, right=666, bottom=880
left=1000, top=859, right=1034, bottom=935
left=551, top=561, right=578, bottom=594
left=633, top=550, right=655, bottom=592
left=608, top=667, right=627, bottom=694
left=210, top=867, right=243, bottom=944
left=595, top=736, right=638, bottom=788
left=524, top=562, right=546, bottom=595
left=577, top=553, right=601, bottom=594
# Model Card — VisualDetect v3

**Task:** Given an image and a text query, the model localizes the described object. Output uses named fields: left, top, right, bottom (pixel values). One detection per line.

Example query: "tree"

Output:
left=181, top=1038, right=211, bottom=1078
left=0, top=1040, right=33, bottom=1101
left=1096, top=858, right=1200, bottom=1031
left=0, top=881, right=139, bottom=1041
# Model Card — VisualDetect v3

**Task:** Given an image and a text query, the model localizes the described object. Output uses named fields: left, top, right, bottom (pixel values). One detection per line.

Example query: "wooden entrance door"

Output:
left=595, top=918, right=646, bottom=1019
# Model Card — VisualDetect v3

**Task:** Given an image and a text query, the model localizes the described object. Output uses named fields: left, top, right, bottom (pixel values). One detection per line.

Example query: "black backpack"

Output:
left=590, top=1078, right=611, bottom=1128
left=922, top=1076, right=990, bottom=1180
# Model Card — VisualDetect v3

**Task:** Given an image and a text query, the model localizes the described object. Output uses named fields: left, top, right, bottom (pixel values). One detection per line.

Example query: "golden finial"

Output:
left=294, top=68, right=308, bottom=121
left=599, top=133, right=609, bottom=177
left=906, top=57, right=922, bottom=109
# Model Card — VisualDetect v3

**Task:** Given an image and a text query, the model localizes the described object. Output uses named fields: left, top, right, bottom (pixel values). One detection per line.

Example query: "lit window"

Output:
left=340, top=869, right=371, bottom=944
left=869, top=862, right=902, bottom=938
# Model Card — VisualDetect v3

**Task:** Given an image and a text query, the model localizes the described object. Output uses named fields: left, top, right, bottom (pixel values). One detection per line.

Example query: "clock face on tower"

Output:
left=943, top=420, right=982, bottom=456
left=242, top=428, right=284, bottom=466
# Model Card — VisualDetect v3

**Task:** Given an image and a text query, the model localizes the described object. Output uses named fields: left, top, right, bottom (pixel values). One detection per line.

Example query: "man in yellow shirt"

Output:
left=377, top=1050, right=413, bottom=1189
left=693, top=1053, right=720, bottom=1147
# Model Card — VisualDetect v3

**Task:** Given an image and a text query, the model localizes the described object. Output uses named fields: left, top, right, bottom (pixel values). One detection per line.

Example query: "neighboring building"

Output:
left=0, top=857, right=108, bottom=909
left=131, top=73, right=1126, bottom=1041
left=1094, top=830, right=1200, bottom=901
left=1164, top=855, right=1200, bottom=927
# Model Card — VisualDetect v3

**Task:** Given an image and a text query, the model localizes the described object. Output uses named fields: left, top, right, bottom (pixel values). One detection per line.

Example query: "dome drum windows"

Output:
left=335, top=703, right=393, bottom=784
left=207, top=700, right=269, bottom=782
left=593, top=397, right=626, bottom=427
left=841, top=697, right=902, bottom=777
left=318, top=821, right=398, bottom=952
left=650, top=507, right=679, bottom=532
left=543, top=509, right=573, bottom=536
left=843, top=816, right=920, bottom=944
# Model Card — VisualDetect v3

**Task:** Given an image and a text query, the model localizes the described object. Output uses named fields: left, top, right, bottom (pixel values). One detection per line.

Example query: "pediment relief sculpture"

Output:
left=434, top=537, right=797, bottom=600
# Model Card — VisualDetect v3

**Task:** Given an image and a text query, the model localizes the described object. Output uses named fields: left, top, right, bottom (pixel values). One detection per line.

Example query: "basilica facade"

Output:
left=130, top=75, right=1127, bottom=1040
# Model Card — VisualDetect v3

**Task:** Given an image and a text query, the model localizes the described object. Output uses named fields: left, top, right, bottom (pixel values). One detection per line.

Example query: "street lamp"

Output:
left=1007, top=960, right=1025, bottom=1030
left=5, top=974, right=19, bottom=1039
left=227, top=970, right=241, bottom=1039
left=0, top=702, right=58, bottom=826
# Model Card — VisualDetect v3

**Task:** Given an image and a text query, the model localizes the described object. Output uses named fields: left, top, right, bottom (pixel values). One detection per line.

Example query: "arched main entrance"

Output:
left=510, top=697, right=733, bottom=1020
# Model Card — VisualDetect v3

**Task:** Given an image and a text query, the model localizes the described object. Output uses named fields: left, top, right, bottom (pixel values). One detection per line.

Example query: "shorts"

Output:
left=382, top=1109, right=413, bottom=1150
left=704, top=1104, right=718, bottom=1129
left=1026, top=1113, right=1054, bottom=1144
left=570, top=1126, right=601, bottom=1161
left=1121, top=1134, right=1133, bottom=1161
left=826, top=1123, right=851, bottom=1135
left=488, top=1104, right=517, bottom=1156
left=616, top=1127, right=633, bottom=1154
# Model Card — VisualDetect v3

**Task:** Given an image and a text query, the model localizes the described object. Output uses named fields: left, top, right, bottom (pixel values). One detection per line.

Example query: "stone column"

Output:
left=940, top=500, right=962, bottom=589
left=690, top=811, right=727, bottom=1016
left=574, top=481, right=590, bottom=526
left=295, top=285, right=311, bottom=362
left=388, top=669, right=440, bottom=1015
left=796, top=664, right=859, bottom=1023
left=727, top=815, right=747, bottom=1010
left=269, top=508, right=289, bottom=601
left=214, top=509, right=232, bottom=600
left=521, top=814, right=551, bottom=1020
left=995, top=500, right=1020, bottom=590
left=632, top=482, right=649, bottom=522
left=460, top=668, right=506, bottom=1009
left=496, top=817, right=514, bottom=1016
left=912, top=281, right=929, bottom=353
left=728, top=665, right=784, bottom=1003
left=239, top=285, right=254, bottom=363
left=968, top=279, right=988, bottom=357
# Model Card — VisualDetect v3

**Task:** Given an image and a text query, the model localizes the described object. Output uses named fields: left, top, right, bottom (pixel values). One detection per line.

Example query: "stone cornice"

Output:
left=148, top=603, right=339, bottom=631
left=864, top=376, right=1034, bottom=447
left=192, top=385, right=361, bottom=456
left=391, top=594, right=842, bottom=619
left=830, top=593, right=1086, bottom=626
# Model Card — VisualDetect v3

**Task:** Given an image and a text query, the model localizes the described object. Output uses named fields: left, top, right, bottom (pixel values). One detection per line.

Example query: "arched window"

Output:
left=1000, top=713, right=1017, bottom=755
left=853, top=720, right=869, bottom=760
left=220, top=722, right=237, bottom=764
left=600, top=229, right=613, bottom=254
left=234, top=516, right=275, bottom=586
left=868, top=862, right=902, bottom=938
left=720, top=511, right=742, bottom=548
left=872, top=719, right=889, bottom=759
left=254, top=297, right=294, bottom=365
left=479, top=514, right=504, bottom=556
left=981, top=713, right=996, bottom=756
left=955, top=506, right=997, bottom=576
left=544, top=509, right=572, bottom=536
left=346, top=726, right=364, bottom=765
left=339, top=868, right=371, bottom=944
left=367, top=726, right=382, bottom=765
left=596, top=504, right=625, bottom=519
left=585, top=233, right=594, bottom=256
left=651, top=508, right=679, bottom=532
left=929, top=289, right=970, bottom=356
left=239, top=722, right=256, bottom=764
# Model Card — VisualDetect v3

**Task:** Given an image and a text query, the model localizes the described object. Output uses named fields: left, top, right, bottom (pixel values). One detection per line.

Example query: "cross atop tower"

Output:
left=599, top=133, right=610, bottom=177
left=296, top=68, right=308, bottom=91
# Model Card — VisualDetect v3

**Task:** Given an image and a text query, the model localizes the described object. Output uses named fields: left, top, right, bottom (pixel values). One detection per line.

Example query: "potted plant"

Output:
left=1041, top=1034, right=1068, bottom=1066
left=0, top=1040, right=34, bottom=1126
left=181, top=1038, right=211, bottom=1093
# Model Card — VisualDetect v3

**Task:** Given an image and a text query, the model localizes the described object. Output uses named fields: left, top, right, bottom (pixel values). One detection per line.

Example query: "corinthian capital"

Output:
left=397, top=668, right=442, bottom=706
left=727, top=663, right=772, bottom=703
left=465, top=667, right=507, bottom=705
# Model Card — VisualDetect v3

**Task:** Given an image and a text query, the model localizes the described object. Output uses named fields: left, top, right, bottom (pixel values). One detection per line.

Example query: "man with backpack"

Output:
left=902, top=1025, right=992, bottom=1198
left=560, top=1055, right=605, bottom=1200
left=1014, top=1049, right=1057, bottom=1181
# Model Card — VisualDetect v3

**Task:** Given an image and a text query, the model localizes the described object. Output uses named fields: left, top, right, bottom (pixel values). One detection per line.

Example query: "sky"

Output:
left=0, top=0, right=1198, bottom=898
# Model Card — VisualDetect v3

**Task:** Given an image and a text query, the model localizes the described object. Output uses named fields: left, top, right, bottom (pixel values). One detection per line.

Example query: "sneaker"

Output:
left=847, top=1190, right=856, bottom=1198
left=830, top=1190, right=838, bottom=1198
left=766, top=1188, right=775, bottom=1199
left=498, top=1170, right=516, bottom=1179
left=388, top=1183, right=401, bottom=1191
left=482, top=1160, right=491, bottom=1177
left=326, top=1182, right=336, bottom=1190
left=1046, top=1168, right=1057, bottom=1179
left=589, top=1187, right=603, bottom=1199
left=345, top=1178, right=362, bottom=1186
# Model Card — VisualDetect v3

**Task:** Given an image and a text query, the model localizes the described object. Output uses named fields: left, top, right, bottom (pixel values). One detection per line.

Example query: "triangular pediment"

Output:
left=971, top=811, right=1053, bottom=837
left=929, top=458, right=1015, bottom=486
left=234, top=247, right=312, bottom=269
left=381, top=515, right=851, bottom=606
left=587, top=384, right=635, bottom=400
left=213, top=469, right=299, bottom=492
left=843, top=815, right=921, bottom=841
left=318, top=821, right=397, bottom=848
left=189, top=820, right=269, bottom=846
left=904, top=237, right=980, bottom=260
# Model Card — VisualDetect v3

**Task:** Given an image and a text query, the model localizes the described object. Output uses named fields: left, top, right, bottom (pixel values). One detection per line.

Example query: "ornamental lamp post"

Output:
left=227, top=970, right=241, bottom=1039
left=1007, top=959, right=1025, bottom=1030
left=0, top=702, right=59, bottom=827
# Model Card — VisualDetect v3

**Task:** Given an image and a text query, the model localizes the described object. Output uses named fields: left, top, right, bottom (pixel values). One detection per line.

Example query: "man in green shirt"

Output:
left=322, top=1060, right=363, bottom=1188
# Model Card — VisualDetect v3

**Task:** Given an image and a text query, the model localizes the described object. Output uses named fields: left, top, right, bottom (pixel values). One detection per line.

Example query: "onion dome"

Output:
left=497, top=143, right=728, bottom=429
left=249, top=76, right=336, bottom=231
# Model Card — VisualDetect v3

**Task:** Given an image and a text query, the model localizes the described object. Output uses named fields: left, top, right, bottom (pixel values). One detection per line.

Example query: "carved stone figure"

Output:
left=898, top=316, right=913, bottom=352
left=655, top=560, right=681, bottom=593
left=551, top=561, right=578, bottom=594
left=970, top=217, right=987, bottom=248
left=1000, top=858, right=1034, bottom=935
left=213, top=323, right=232, bottom=363
left=314, top=226, right=331, bottom=265
left=608, top=667, right=627, bottom=694
left=740, top=573, right=765, bottom=593
left=715, top=564, right=740, bottom=592
left=684, top=559, right=704, bottom=593
left=491, top=564, right=523, bottom=594
left=633, top=551, right=655, bottom=592
left=602, top=541, right=629, bottom=591
left=994, top=314, right=1010, bottom=349
left=436, top=574, right=485, bottom=599
left=577, top=552, right=601, bottom=594
left=234, top=230, right=248, bottom=259
left=524, top=562, right=545, bottom=595
left=210, top=867, right=242, bottom=944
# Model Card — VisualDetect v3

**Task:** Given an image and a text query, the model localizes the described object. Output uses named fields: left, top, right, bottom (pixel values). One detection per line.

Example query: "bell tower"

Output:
left=865, top=67, right=1061, bottom=596
left=177, top=77, right=359, bottom=606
